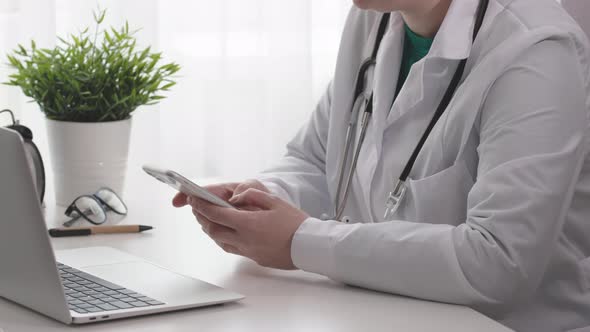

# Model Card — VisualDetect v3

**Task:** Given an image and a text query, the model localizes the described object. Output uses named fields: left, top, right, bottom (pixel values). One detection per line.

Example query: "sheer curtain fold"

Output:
left=0, top=0, right=55, bottom=126
left=0, top=0, right=350, bottom=182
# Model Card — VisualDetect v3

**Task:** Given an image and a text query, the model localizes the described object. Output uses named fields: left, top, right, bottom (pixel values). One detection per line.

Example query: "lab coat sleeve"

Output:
left=290, top=39, right=589, bottom=307
left=256, top=83, right=334, bottom=219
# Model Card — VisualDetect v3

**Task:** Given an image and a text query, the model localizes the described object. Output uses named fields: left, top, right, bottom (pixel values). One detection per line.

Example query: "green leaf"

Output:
left=17, top=44, right=27, bottom=56
left=93, top=7, right=106, bottom=24
left=161, top=82, right=175, bottom=90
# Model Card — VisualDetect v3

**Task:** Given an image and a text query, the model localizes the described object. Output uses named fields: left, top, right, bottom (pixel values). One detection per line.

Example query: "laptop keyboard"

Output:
left=57, top=262, right=165, bottom=314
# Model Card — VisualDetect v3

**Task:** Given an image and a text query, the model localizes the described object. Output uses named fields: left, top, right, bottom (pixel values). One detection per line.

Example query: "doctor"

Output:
left=174, top=0, right=590, bottom=331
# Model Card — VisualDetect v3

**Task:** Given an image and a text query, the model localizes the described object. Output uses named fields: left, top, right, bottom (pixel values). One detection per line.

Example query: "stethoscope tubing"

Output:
left=333, top=59, right=377, bottom=219
left=335, top=110, right=372, bottom=220
left=331, top=14, right=390, bottom=220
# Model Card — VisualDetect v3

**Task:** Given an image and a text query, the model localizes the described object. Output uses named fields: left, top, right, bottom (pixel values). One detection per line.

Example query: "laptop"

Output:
left=0, top=127, right=244, bottom=324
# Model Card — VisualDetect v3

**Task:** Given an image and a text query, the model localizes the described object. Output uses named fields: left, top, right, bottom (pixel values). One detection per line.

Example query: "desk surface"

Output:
left=0, top=174, right=513, bottom=332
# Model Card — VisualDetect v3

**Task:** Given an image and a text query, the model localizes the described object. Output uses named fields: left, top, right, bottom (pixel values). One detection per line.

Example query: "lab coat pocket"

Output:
left=404, top=160, right=474, bottom=226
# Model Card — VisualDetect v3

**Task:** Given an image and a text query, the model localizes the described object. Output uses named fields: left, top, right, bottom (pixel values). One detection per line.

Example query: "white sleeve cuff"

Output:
left=291, top=217, right=344, bottom=276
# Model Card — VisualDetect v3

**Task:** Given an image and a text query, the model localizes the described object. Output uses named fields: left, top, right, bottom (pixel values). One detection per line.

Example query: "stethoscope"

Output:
left=325, top=0, right=489, bottom=223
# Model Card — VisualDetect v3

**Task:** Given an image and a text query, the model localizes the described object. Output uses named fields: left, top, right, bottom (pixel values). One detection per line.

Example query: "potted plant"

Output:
left=5, top=9, right=180, bottom=205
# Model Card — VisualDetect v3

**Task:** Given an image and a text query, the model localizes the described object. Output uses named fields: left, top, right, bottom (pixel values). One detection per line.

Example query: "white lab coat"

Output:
left=257, top=0, right=590, bottom=331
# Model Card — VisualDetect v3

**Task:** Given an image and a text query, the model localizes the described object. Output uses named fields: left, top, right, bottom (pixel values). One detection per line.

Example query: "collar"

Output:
left=427, top=0, right=480, bottom=60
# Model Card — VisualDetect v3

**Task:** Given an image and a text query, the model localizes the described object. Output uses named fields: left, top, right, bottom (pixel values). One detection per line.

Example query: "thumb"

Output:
left=229, top=188, right=277, bottom=210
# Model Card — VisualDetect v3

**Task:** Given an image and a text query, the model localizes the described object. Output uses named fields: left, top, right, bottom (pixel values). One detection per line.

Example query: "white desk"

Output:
left=0, top=173, right=513, bottom=332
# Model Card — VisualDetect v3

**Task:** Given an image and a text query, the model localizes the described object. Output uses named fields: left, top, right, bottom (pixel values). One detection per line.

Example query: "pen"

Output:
left=48, top=225, right=153, bottom=238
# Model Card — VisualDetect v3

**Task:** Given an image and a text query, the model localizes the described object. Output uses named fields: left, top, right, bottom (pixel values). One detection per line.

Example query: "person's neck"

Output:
left=401, top=0, right=452, bottom=38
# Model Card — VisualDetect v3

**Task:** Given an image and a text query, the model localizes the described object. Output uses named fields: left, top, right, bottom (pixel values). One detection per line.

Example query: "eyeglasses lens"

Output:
left=74, top=196, right=106, bottom=224
left=95, top=189, right=127, bottom=215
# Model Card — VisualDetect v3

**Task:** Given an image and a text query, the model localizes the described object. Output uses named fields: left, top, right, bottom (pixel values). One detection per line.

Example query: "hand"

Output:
left=187, top=188, right=309, bottom=270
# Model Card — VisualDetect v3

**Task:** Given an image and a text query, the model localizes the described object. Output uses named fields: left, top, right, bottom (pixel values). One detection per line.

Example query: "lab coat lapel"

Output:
left=371, top=13, right=405, bottom=146
left=428, top=0, right=479, bottom=60
left=385, top=0, right=479, bottom=127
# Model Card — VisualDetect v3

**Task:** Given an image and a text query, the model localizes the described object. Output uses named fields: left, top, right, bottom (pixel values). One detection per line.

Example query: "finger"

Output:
left=205, top=183, right=240, bottom=202
left=193, top=210, right=213, bottom=227
left=233, top=179, right=268, bottom=196
left=172, top=192, right=188, bottom=207
left=232, top=183, right=249, bottom=197
left=194, top=209, right=239, bottom=244
left=229, top=188, right=277, bottom=210
left=189, top=196, right=249, bottom=229
left=206, top=223, right=239, bottom=246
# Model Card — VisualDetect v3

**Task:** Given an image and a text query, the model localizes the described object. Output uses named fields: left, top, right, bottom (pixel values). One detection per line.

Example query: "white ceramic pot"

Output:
left=46, top=118, right=132, bottom=206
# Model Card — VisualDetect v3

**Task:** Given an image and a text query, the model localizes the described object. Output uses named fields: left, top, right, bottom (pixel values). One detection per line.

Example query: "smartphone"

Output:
left=142, top=165, right=235, bottom=209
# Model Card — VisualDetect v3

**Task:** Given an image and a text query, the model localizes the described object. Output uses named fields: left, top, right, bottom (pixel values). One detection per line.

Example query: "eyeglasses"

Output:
left=62, top=188, right=128, bottom=227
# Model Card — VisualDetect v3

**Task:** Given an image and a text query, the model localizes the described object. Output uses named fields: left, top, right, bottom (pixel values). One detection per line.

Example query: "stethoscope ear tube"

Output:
left=353, top=59, right=376, bottom=98
left=334, top=121, right=355, bottom=214
left=335, top=110, right=372, bottom=221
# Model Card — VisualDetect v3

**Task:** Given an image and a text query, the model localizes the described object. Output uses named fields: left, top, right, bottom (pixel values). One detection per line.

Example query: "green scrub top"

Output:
left=395, top=24, right=435, bottom=98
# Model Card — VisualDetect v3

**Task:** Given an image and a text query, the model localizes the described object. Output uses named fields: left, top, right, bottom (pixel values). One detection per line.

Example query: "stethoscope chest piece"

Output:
left=383, top=180, right=407, bottom=220
left=321, top=213, right=353, bottom=223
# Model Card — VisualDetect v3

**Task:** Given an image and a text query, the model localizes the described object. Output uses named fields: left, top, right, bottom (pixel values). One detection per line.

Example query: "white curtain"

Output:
left=0, top=0, right=350, bottom=184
